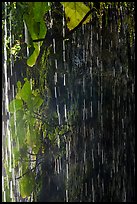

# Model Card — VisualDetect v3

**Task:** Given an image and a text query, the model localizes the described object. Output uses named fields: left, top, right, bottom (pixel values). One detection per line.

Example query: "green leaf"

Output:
left=26, top=126, right=32, bottom=146
left=32, top=89, right=40, bottom=96
left=23, top=2, right=50, bottom=67
left=19, top=144, right=28, bottom=158
left=39, top=21, right=47, bottom=39
left=22, top=160, right=29, bottom=173
left=9, top=110, right=25, bottom=138
left=31, top=137, right=41, bottom=154
left=33, top=2, right=50, bottom=22
left=10, top=110, right=24, bottom=125
left=26, top=125, right=37, bottom=147
left=31, top=96, right=43, bottom=109
left=16, top=81, right=22, bottom=99
left=15, top=122, right=26, bottom=145
left=13, top=146, right=20, bottom=163
left=9, top=99, right=23, bottom=113
left=23, top=14, right=38, bottom=40
left=9, top=109, right=26, bottom=144
left=20, top=80, right=32, bottom=102
left=61, top=2, right=91, bottom=30
left=24, top=111, right=36, bottom=126
left=27, top=95, right=43, bottom=112
left=4, top=187, right=12, bottom=202
left=27, top=44, right=40, bottom=67
left=48, top=133, right=56, bottom=142
left=17, top=81, right=22, bottom=91
left=20, top=172, right=35, bottom=198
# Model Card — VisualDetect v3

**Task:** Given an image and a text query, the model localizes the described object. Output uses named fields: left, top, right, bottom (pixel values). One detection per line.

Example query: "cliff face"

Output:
left=35, top=4, right=135, bottom=202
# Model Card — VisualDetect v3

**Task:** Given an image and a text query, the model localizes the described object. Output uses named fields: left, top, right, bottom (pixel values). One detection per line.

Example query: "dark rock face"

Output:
left=37, top=4, right=135, bottom=202
left=35, top=146, right=66, bottom=202
left=37, top=171, right=65, bottom=202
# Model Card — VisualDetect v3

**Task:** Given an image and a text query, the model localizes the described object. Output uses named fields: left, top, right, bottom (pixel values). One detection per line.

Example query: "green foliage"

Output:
left=27, top=43, right=40, bottom=67
left=61, top=2, right=91, bottom=30
left=22, top=2, right=94, bottom=66
left=20, top=79, right=32, bottom=102
left=20, top=171, right=35, bottom=198
left=23, top=2, right=51, bottom=67
left=7, top=78, right=44, bottom=199
left=2, top=78, right=45, bottom=201
left=3, top=2, right=135, bottom=201
left=9, top=99, right=23, bottom=113
left=28, top=96, right=43, bottom=112
left=33, top=2, right=51, bottom=22
left=10, top=40, right=21, bottom=59
left=3, top=187, right=12, bottom=202
left=14, top=79, right=43, bottom=113
left=13, top=146, right=21, bottom=165
left=9, top=78, right=43, bottom=147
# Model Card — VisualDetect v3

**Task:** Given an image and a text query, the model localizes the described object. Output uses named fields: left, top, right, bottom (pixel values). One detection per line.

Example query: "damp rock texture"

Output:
left=38, top=3, right=135, bottom=202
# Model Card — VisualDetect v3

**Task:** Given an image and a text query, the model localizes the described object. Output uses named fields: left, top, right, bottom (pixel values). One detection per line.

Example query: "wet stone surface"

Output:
left=37, top=8, right=135, bottom=202
left=2, top=3, right=135, bottom=202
